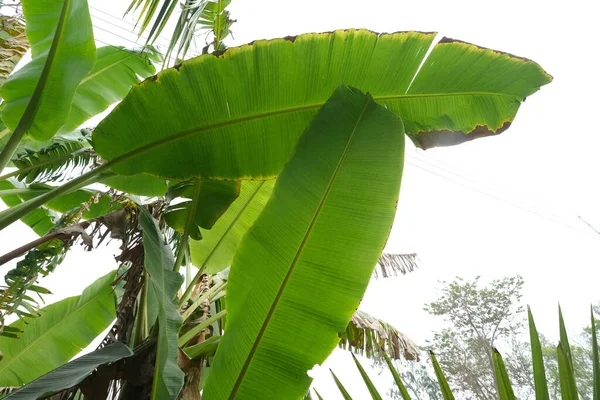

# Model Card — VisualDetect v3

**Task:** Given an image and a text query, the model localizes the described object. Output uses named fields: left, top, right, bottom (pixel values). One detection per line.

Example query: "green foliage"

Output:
left=0, top=2, right=552, bottom=398
left=91, top=30, right=550, bottom=182
left=3, top=342, right=132, bottom=399
left=203, top=86, right=404, bottom=399
left=0, top=0, right=96, bottom=141
left=138, top=207, right=185, bottom=400
left=188, top=180, right=274, bottom=275
left=331, top=307, right=600, bottom=400
left=0, top=270, right=117, bottom=386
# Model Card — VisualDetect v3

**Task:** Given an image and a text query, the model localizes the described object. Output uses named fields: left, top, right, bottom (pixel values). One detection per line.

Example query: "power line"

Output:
left=403, top=156, right=594, bottom=237
left=407, top=149, right=585, bottom=228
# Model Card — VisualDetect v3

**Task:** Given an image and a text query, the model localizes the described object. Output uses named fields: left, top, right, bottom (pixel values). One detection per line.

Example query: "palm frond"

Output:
left=126, top=0, right=234, bottom=66
left=339, top=309, right=421, bottom=362
left=374, top=253, right=420, bottom=279
left=8, top=130, right=95, bottom=183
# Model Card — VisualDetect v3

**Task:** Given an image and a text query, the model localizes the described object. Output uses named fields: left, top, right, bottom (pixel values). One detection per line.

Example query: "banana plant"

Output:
left=0, top=0, right=551, bottom=399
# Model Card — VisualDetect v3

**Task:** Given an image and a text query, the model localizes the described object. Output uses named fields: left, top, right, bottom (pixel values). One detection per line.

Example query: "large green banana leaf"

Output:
left=4, top=342, right=133, bottom=400
left=58, top=46, right=160, bottom=135
left=0, top=270, right=117, bottom=386
left=138, top=207, right=184, bottom=400
left=0, top=0, right=96, bottom=141
left=203, top=86, right=404, bottom=399
left=92, top=29, right=551, bottom=181
left=189, top=180, right=274, bottom=274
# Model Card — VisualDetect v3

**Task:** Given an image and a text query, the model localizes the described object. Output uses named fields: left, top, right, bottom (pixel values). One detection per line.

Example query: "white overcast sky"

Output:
left=1, top=0, right=600, bottom=398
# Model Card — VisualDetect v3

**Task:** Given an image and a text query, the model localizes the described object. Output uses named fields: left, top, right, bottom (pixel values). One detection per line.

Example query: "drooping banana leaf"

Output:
left=92, top=29, right=551, bottom=182
left=203, top=86, right=404, bottom=398
left=138, top=207, right=184, bottom=400
left=339, top=310, right=420, bottom=362
left=0, top=270, right=117, bottom=386
left=189, top=180, right=274, bottom=274
left=3, top=342, right=133, bottom=400
left=164, top=179, right=240, bottom=240
left=0, top=0, right=96, bottom=142
left=58, top=45, right=161, bottom=135
left=0, top=15, right=29, bottom=86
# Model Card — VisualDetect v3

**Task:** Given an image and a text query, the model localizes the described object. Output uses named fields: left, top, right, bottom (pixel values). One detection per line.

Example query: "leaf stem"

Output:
left=0, top=163, right=112, bottom=231
left=181, top=280, right=227, bottom=321
left=0, top=0, right=73, bottom=174
left=178, top=309, right=227, bottom=347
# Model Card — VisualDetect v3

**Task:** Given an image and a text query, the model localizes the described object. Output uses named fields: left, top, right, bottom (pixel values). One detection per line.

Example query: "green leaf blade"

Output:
left=58, top=46, right=159, bottom=135
left=92, top=30, right=549, bottom=181
left=492, top=348, right=516, bottom=400
left=0, top=0, right=96, bottom=141
left=528, top=306, right=550, bottom=400
left=189, top=180, right=274, bottom=274
left=352, top=353, right=383, bottom=400
left=4, top=342, right=133, bottom=400
left=138, top=207, right=184, bottom=400
left=591, top=306, right=600, bottom=400
left=204, top=86, right=404, bottom=399
left=0, top=270, right=117, bottom=386
left=381, top=351, right=412, bottom=400
left=430, top=351, right=455, bottom=400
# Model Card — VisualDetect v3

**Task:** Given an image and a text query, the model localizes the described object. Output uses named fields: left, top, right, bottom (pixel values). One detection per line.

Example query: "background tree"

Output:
left=423, top=276, right=525, bottom=399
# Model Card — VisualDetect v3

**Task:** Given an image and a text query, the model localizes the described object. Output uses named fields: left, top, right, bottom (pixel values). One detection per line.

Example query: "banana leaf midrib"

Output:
left=101, top=91, right=516, bottom=176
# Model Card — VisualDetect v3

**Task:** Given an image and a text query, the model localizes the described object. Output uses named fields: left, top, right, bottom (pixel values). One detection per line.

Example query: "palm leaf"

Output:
left=339, top=310, right=420, bottom=362
left=0, top=15, right=29, bottom=86
left=10, top=137, right=94, bottom=184
left=91, top=30, right=551, bottom=182
left=374, top=253, right=419, bottom=278
left=330, top=370, right=353, bottom=400
left=430, top=351, right=455, bottom=400
left=0, top=270, right=117, bottom=386
left=203, top=86, right=404, bottom=398
left=382, top=351, right=412, bottom=400
left=3, top=342, right=132, bottom=400
left=557, top=342, right=579, bottom=400
left=528, top=306, right=550, bottom=400
left=352, top=353, right=384, bottom=400
left=0, top=0, right=96, bottom=171
left=492, top=348, right=516, bottom=400
left=591, top=306, right=600, bottom=400
left=138, top=207, right=184, bottom=400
